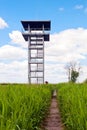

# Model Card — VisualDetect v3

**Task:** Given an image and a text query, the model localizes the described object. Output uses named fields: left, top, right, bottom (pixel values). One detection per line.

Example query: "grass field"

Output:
left=0, top=83, right=87, bottom=130
left=0, top=84, right=52, bottom=130
left=57, top=83, right=87, bottom=130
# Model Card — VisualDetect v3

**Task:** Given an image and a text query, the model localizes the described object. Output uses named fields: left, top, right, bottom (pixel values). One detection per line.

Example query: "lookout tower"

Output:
left=21, top=21, right=51, bottom=84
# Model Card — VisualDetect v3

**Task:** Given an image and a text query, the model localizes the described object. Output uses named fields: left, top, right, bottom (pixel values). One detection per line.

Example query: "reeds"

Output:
left=0, top=84, right=51, bottom=130
left=57, top=83, right=87, bottom=130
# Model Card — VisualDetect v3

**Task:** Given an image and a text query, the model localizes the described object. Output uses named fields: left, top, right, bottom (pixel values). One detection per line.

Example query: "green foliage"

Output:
left=65, top=61, right=80, bottom=83
left=57, top=83, right=87, bottom=130
left=70, top=70, right=79, bottom=83
left=0, top=84, right=51, bottom=130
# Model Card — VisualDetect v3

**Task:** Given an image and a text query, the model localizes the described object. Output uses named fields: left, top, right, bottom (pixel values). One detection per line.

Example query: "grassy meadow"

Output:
left=0, top=84, right=52, bottom=130
left=57, top=83, right=87, bottom=130
left=0, top=83, right=87, bottom=130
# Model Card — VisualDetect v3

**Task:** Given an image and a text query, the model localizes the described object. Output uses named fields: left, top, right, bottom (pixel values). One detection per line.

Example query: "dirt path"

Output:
left=41, top=90, right=64, bottom=130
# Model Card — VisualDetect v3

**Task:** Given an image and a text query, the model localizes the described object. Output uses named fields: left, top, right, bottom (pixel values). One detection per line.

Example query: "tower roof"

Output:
left=21, top=21, right=51, bottom=31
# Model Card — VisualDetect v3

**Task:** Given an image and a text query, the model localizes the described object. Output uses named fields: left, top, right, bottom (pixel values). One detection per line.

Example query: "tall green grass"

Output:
left=57, top=83, right=87, bottom=130
left=0, top=84, right=51, bottom=130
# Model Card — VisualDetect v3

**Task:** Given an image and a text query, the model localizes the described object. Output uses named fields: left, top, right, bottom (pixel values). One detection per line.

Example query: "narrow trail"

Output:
left=41, top=90, right=64, bottom=130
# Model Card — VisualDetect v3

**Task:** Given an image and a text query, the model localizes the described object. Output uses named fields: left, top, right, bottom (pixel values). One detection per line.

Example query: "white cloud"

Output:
left=45, top=63, right=67, bottom=83
left=59, top=7, right=64, bottom=11
left=1, top=28, right=87, bottom=83
left=0, top=17, right=8, bottom=29
left=0, top=45, right=27, bottom=60
left=44, top=28, right=87, bottom=82
left=78, top=65, right=87, bottom=82
left=9, top=30, right=27, bottom=48
left=74, top=5, right=87, bottom=14
left=74, top=5, right=84, bottom=10
left=0, top=61, right=28, bottom=83
left=46, top=28, right=87, bottom=62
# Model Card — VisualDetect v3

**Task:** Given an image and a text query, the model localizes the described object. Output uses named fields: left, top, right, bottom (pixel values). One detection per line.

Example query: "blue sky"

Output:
left=0, top=0, right=87, bottom=83
left=1, top=0, right=87, bottom=31
left=0, top=0, right=87, bottom=45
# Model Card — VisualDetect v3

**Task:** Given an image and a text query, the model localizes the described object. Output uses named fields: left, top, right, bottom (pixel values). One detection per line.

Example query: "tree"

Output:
left=71, top=70, right=79, bottom=83
left=65, top=61, right=81, bottom=83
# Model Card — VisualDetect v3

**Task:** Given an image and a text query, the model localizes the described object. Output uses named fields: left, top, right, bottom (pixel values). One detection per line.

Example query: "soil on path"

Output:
left=41, top=90, right=64, bottom=130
